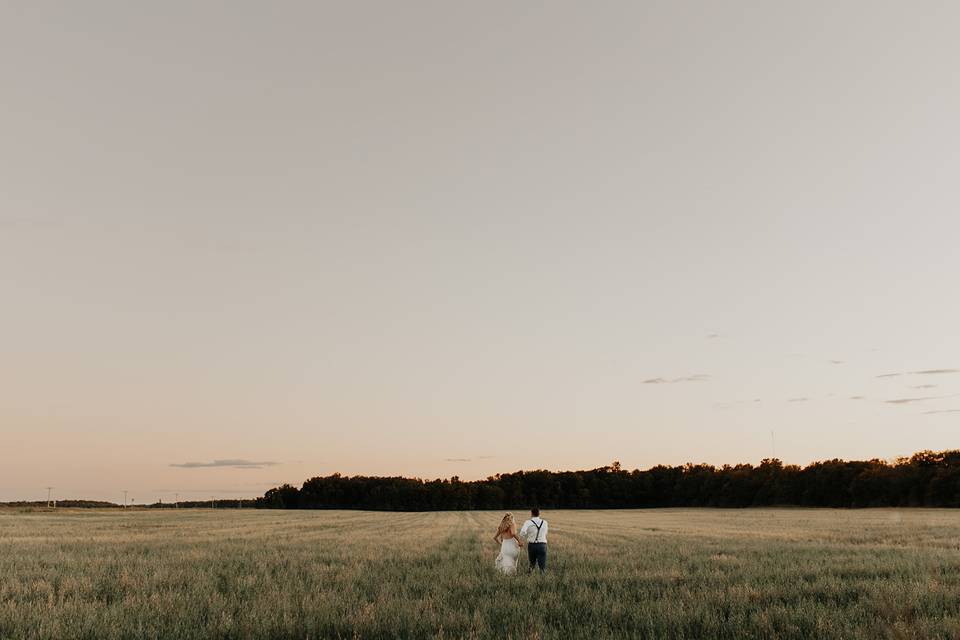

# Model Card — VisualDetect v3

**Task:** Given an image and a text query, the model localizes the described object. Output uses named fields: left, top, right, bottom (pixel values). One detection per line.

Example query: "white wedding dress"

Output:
left=495, top=539, right=520, bottom=575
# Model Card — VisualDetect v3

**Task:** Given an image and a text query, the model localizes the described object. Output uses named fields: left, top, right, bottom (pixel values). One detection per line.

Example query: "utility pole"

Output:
left=211, top=496, right=215, bottom=509
left=175, top=493, right=179, bottom=508
left=771, top=430, right=776, bottom=459
left=45, top=487, right=53, bottom=508
left=123, top=490, right=128, bottom=508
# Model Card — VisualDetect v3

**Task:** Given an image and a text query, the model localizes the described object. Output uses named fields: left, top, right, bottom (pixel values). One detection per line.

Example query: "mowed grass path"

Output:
left=2, top=508, right=960, bottom=639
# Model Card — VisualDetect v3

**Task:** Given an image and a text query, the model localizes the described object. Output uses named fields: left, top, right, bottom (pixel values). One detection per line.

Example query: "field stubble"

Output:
left=1, top=508, right=959, bottom=639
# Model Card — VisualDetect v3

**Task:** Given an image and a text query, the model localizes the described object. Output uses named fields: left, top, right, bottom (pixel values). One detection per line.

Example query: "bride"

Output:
left=493, top=512, right=522, bottom=574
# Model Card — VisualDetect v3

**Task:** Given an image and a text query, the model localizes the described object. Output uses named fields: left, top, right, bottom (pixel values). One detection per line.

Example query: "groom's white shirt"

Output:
left=519, top=517, right=548, bottom=543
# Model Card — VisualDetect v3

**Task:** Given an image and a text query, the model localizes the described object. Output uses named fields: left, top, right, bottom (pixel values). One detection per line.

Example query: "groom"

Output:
left=519, top=508, right=548, bottom=573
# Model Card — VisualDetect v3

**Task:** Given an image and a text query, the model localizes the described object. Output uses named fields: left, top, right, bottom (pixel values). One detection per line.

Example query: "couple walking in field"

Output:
left=493, top=508, right=548, bottom=575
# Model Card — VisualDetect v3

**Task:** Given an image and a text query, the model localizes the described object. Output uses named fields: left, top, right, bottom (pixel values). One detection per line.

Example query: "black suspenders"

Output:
left=531, top=519, right=544, bottom=543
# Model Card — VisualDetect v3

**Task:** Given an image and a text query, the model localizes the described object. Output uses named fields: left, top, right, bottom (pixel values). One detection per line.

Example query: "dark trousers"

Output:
left=527, top=542, right=547, bottom=573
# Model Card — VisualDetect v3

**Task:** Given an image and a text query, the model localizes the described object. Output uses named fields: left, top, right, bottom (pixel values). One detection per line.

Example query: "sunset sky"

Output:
left=3, top=2, right=959, bottom=503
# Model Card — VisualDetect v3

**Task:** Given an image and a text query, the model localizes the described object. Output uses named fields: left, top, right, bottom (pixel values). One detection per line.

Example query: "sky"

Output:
left=2, top=2, right=960, bottom=503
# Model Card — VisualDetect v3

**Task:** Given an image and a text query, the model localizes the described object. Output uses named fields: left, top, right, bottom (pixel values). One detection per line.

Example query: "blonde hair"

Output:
left=497, top=512, right=515, bottom=536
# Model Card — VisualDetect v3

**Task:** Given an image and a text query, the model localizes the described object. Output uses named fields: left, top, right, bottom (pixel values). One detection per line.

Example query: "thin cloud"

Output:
left=849, top=396, right=865, bottom=400
left=876, top=369, right=959, bottom=378
left=445, top=458, right=471, bottom=463
left=643, top=374, right=710, bottom=384
left=828, top=360, right=844, bottom=365
left=706, top=333, right=721, bottom=339
left=170, top=459, right=279, bottom=469
left=884, top=397, right=939, bottom=405
left=923, top=409, right=960, bottom=415
left=911, top=384, right=938, bottom=389
left=788, top=397, right=810, bottom=402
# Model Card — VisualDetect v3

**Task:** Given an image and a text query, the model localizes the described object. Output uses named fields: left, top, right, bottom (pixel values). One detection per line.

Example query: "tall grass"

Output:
left=2, top=508, right=959, bottom=639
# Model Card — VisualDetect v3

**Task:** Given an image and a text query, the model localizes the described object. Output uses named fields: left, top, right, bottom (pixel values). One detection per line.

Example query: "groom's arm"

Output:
left=518, top=520, right=530, bottom=538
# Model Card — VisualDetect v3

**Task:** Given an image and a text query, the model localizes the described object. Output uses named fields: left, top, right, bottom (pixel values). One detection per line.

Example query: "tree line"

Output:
left=0, top=500, right=117, bottom=509
left=0, top=500, right=264, bottom=509
left=255, top=450, right=960, bottom=510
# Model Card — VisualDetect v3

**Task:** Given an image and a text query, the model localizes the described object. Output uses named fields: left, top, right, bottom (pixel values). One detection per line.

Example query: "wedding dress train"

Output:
left=495, top=539, right=519, bottom=574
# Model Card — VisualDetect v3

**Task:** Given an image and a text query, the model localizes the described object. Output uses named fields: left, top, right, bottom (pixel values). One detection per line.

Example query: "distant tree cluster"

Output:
left=144, top=499, right=258, bottom=509
left=0, top=500, right=118, bottom=508
left=0, top=499, right=260, bottom=509
left=256, top=450, right=960, bottom=510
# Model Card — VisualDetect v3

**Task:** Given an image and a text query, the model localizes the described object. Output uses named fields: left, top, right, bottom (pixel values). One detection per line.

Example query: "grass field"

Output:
left=2, top=508, right=960, bottom=639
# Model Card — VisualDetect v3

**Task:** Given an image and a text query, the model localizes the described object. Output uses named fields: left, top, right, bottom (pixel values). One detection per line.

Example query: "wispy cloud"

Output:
left=828, top=360, right=844, bottom=365
left=877, top=369, right=959, bottom=378
left=911, top=384, right=938, bottom=389
left=787, top=397, right=810, bottom=402
left=170, top=459, right=279, bottom=469
left=706, top=333, right=721, bottom=339
left=849, top=396, right=865, bottom=400
left=445, top=455, right=494, bottom=462
left=923, top=409, right=960, bottom=415
left=643, top=374, right=710, bottom=384
left=884, top=397, right=940, bottom=405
